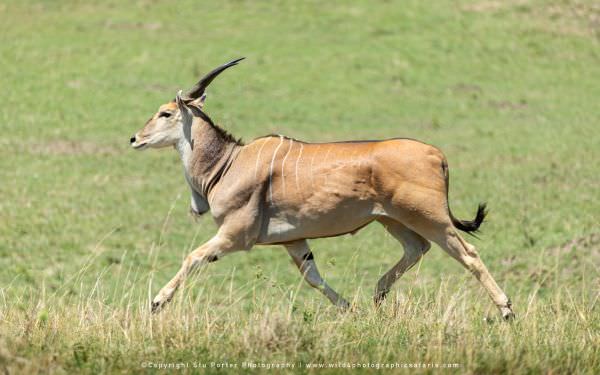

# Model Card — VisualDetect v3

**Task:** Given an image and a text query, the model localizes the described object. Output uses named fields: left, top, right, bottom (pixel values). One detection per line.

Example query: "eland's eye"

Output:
left=159, top=112, right=172, bottom=118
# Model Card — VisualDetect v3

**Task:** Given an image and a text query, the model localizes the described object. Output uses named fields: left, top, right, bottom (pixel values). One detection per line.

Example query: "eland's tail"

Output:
left=441, top=159, right=488, bottom=233
left=450, top=202, right=487, bottom=233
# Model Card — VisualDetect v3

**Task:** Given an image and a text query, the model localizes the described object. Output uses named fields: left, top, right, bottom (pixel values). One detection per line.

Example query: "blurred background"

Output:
left=0, top=0, right=598, bottom=372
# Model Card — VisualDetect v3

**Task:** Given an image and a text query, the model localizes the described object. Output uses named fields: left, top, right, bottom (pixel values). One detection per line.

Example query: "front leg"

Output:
left=151, top=235, right=235, bottom=313
left=153, top=186, right=264, bottom=313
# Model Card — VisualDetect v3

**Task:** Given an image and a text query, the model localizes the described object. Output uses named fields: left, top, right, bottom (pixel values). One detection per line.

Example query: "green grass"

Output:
left=1, top=0, right=599, bottom=373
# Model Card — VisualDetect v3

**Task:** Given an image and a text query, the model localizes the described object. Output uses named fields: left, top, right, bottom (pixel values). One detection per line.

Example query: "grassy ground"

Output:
left=1, top=0, right=599, bottom=373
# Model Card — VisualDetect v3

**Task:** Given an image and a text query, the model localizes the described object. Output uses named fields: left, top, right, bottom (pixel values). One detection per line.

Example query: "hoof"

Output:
left=337, top=300, right=353, bottom=312
left=151, top=297, right=171, bottom=314
left=151, top=301, right=162, bottom=314
left=500, top=306, right=515, bottom=321
left=373, top=291, right=387, bottom=308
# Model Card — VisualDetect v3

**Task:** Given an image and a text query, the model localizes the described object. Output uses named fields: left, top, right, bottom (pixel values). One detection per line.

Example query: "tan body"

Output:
left=130, top=59, right=514, bottom=319
left=218, top=136, right=447, bottom=245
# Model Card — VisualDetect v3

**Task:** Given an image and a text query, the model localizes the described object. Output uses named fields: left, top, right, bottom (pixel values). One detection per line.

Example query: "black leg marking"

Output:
left=302, top=251, right=314, bottom=262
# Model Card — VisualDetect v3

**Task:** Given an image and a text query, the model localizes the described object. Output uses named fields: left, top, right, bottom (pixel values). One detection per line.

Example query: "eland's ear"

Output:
left=175, top=90, right=193, bottom=123
left=191, top=93, right=207, bottom=109
left=175, top=90, right=186, bottom=111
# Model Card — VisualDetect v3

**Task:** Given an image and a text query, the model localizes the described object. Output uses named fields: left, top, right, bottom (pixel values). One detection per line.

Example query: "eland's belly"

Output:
left=256, top=196, right=384, bottom=244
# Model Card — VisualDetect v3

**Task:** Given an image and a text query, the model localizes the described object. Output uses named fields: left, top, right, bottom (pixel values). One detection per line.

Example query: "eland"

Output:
left=130, top=58, right=514, bottom=320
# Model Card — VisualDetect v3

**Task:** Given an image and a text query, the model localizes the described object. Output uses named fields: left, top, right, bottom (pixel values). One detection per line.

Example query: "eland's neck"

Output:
left=175, top=118, right=241, bottom=198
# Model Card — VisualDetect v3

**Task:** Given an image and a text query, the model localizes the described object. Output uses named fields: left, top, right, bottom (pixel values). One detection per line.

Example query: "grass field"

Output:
left=1, top=0, right=599, bottom=373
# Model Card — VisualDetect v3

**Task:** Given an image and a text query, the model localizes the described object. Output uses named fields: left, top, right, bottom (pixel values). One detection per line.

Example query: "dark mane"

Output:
left=191, top=106, right=244, bottom=146
left=213, top=122, right=244, bottom=145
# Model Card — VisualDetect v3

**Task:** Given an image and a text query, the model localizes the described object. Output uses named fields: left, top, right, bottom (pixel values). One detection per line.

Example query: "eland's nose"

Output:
left=130, top=136, right=136, bottom=144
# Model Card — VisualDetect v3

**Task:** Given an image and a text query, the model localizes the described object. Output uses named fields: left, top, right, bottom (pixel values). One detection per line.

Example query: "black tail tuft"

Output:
left=450, top=202, right=487, bottom=233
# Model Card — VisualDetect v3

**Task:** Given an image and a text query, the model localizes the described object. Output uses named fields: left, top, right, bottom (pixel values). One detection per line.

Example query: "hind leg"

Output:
left=374, top=217, right=431, bottom=306
left=382, top=191, right=513, bottom=319
left=285, top=240, right=350, bottom=309
left=403, top=211, right=514, bottom=319
left=434, top=227, right=514, bottom=319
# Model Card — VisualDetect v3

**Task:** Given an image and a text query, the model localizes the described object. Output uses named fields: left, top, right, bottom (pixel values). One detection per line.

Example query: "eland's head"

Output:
left=130, top=57, right=245, bottom=150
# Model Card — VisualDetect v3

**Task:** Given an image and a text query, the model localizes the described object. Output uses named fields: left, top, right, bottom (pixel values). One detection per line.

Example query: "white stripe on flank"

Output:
left=254, top=138, right=270, bottom=179
left=280, top=138, right=294, bottom=196
left=309, top=145, right=321, bottom=189
left=268, top=135, right=284, bottom=203
left=294, top=143, right=304, bottom=192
